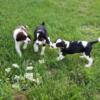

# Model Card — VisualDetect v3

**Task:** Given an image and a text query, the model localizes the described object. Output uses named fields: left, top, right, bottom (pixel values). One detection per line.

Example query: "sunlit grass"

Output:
left=0, top=0, right=100, bottom=99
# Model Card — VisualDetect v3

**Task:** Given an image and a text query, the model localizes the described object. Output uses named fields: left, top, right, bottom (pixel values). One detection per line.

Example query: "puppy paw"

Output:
left=23, top=45, right=27, bottom=50
left=33, top=47, right=39, bottom=52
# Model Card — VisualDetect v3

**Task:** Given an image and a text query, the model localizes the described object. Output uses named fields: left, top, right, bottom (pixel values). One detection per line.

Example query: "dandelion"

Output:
left=32, top=78, right=37, bottom=82
left=26, top=66, right=33, bottom=71
left=5, top=68, right=11, bottom=73
left=38, top=59, right=45, bottom=64
left=24, top=73, right=34, bottom=81
left=12, top=63, right=19, bottom=69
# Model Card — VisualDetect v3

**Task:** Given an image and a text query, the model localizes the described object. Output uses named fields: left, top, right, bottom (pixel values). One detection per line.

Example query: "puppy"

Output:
left=13, top=25, right=31, bottom=57
left=33, top=22, right=51, bottom=55
left=51, top=38, right=100, bottom=67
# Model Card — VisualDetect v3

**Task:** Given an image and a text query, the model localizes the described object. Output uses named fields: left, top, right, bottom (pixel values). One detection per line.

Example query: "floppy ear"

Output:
left=43, top=36, right=50, bottom=44
left=45, top=37, right=50, bottom=44
left=62, top=41, right=66, bottom=48
left=64, top=40, right=70, bottom=48
left=16, top=32, right=27, bottom=41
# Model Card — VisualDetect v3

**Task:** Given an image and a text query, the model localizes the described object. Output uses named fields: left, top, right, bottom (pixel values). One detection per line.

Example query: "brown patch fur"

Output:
left=16, top=32, right=27, bottom=41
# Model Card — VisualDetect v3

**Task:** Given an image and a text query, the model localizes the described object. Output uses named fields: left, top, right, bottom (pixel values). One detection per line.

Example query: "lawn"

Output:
left=0, top=0, right=100, bottom=99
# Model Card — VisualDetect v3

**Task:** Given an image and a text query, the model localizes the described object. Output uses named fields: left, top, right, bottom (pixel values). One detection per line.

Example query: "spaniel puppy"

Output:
left=51, top=38, right=100, bottom=67
left=33, top=22, right=51, bottom=55
left=13, top=26, right=31, bottom=57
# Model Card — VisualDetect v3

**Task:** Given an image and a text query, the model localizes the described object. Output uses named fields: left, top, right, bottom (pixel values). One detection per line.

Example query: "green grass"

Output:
left=0, top=0, right=100, bottom=99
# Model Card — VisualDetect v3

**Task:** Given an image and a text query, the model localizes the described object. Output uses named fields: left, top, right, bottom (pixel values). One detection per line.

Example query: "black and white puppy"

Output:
left=51, top=38, right=100, bottom=67
left=13, top=25, right=31, bottom=57
left=33, top=22, right=51, bottom=55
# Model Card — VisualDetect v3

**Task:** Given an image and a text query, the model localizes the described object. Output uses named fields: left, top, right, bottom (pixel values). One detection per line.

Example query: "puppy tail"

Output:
left=90, top=38, right=100, bottom=45
left=41, top=22, right=45, bottom=26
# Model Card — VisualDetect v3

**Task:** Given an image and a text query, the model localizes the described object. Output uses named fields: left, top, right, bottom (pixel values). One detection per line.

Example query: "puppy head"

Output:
left=37, top=33, right=45, bottom=41
left=16, top=32, right=31, bottom=43
left=51, top=39, right=66, bottom=49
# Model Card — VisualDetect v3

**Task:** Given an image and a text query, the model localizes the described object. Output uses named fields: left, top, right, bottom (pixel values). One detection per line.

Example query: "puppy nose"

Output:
left=36, top=43, right=39, bottom=45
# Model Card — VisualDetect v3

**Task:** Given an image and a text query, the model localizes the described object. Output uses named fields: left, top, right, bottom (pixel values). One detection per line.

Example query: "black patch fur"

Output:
left=55, top=39, right=99, bottom=57
left=34, top=22, right=50, bottom=44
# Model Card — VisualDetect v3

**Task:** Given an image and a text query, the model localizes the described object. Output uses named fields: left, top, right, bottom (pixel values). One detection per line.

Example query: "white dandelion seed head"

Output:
left=12, top=64, right=19, bottom=68
left=26, top=66, right=33, bottom=71
left=24, top=73, right=34, bottom=81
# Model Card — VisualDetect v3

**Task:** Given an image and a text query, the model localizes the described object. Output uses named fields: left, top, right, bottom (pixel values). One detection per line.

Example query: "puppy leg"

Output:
left=40, top=45, right=45, bottom=55
left=33, top=42, right=39, bottom=52
left=56, top=51, right=64, bottom=61
left=47, top=37, right=52, bottom=48
left=83, top=53, right=93, bottom=67
left=23, top=43, right=28, bottom=49
left=85, top=57, right=93, bottom=67
left=15, top=41, right=22, bottom=57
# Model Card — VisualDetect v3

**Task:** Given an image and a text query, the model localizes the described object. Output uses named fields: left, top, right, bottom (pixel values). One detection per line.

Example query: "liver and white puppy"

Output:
left=13, top=26, right=31, bottom=57
left=51, top=38, right=100, bottom=67
left=33, top=22, right=51, bottom=55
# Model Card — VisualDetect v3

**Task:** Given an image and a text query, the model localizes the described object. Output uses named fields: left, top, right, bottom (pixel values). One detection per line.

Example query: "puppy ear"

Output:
left=62, top=41, right=66, bottom=48
left=64, top=40, right=70, bottom=48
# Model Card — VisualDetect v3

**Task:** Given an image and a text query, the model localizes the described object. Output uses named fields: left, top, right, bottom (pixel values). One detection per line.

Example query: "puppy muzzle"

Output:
left=50, top=43, right=57, bottom=48
left=24, top=38, right=31, bottom=44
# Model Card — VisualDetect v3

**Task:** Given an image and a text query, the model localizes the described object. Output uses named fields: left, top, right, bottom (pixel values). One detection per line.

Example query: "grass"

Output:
left=0, top=0, right=100, bottom=99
